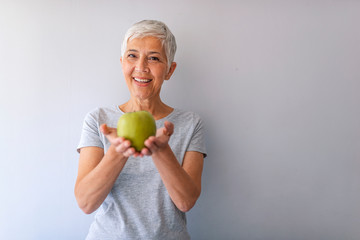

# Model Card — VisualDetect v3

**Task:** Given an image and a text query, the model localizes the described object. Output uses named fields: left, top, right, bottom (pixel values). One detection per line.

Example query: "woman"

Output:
left=75, top=20, right=207, bottom=239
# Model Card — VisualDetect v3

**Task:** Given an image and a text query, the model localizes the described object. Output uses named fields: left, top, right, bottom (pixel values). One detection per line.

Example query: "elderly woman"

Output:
left=75, top=20, right=207, bottom=239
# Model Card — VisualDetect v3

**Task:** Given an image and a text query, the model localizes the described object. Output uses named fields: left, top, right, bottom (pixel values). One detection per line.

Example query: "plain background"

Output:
left=1, top=0, right=360, bottom=239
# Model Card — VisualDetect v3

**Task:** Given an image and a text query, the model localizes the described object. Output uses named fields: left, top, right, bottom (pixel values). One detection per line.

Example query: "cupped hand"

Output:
left=100, top=124, right=143, bottom=158
left=142, top=121, right=174, bottom=156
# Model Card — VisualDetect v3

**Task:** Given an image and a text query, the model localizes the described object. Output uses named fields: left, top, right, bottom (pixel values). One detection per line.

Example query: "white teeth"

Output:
left=134, top=78, right=152, bottom=83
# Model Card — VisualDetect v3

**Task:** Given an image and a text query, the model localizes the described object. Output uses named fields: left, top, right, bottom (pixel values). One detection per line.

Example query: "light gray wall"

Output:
left=1, top=1, right=360, bottom=239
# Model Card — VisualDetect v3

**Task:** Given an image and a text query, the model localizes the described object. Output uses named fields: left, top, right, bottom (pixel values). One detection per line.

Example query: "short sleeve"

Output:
left=187, top=116, right=207, bottom=158
left=77, top=109, right=104, bottom=153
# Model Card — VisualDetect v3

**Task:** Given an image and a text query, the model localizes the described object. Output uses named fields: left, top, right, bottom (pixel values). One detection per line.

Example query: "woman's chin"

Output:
left=133, top=92, right=154, bottom=102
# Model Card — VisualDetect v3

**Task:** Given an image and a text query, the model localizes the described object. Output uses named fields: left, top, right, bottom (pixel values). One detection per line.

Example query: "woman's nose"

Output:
left=135, top=57, right=149, bottom=72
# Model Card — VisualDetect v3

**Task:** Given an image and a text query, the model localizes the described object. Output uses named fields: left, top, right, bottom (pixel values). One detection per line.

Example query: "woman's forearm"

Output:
left=151, top=145, right=201, bottom=212
left=75, top=146, right=128, bottom=214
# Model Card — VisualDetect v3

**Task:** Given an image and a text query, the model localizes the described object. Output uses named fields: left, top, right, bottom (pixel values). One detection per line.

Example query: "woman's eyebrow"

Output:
left=148, top=51, right=161, bottom=55
left=127, top=49, right=161, bottom=55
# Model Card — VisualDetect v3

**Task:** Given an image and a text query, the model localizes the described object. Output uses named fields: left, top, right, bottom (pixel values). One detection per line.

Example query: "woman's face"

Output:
left=121, top=36, right=176, bottom=102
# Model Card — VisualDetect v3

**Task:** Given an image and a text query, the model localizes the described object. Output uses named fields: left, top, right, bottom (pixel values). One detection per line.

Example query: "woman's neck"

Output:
left=119, top=98, right=173, bottom=120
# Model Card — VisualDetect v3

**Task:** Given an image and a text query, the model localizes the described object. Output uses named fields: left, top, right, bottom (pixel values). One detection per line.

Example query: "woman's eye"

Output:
left=149, top=56, right=160, bottom=61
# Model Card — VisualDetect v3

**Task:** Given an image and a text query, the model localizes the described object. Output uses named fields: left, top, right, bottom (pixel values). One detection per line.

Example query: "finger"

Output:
left=163, top=121, right=174, bottom=136
left=123, top=147, right=136, bottom=157
left=141, top=148, right=152, bottom=156
left=100, top=124, right=110, bottom=134
left=145, top=140, right=160, bottom=153
left=110, top=137, right=124, bottom=146
left=132, top=152, right=141, bottom=158
left=145, top=137, right=158, bottom=149
left=134, top=151, right=146, bottom=158
left=115, top=140, right=131, bottom=153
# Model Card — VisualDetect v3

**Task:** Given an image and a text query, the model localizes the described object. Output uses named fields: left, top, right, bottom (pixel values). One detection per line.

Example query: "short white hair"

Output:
left=121, top=20, right=177, bottom=68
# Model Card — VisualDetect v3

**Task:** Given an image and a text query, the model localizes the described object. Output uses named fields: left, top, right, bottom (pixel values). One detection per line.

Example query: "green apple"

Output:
left=117, top=111, right=157, bottom=152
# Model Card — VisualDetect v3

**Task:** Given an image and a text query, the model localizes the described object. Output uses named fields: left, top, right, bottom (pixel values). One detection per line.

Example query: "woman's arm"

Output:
left=74, top=146, right=127, bottom=214
left=153, top=148, right=204, bottom=212
left=74, top=124, right=135, bottom=214
left=143, top=121, right=204, bottom=212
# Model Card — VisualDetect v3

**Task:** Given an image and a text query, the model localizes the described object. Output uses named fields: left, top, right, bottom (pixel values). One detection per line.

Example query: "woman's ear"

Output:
left=165, top=62, right=177, bottom=80
left=120, top=57, right=123, bottom=64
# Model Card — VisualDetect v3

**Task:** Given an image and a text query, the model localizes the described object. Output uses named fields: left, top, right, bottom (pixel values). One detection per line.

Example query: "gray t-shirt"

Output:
left=77, top=105, right=207, bottom=240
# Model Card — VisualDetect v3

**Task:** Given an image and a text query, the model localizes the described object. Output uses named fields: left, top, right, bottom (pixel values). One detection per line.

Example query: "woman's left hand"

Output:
left=142, top=121, right=174, bottom=156
left=142, top=120, right=204, bottom=212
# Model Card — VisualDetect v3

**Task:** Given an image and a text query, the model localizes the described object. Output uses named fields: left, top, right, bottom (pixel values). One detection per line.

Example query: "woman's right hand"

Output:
left=76, top=125, right=134, bottom=214
left=100, top=124, right=143, bottom=158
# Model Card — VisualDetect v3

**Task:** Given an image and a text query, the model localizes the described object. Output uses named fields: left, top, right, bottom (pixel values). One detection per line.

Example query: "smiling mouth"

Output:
left=133, top=77, right=152, bottom=83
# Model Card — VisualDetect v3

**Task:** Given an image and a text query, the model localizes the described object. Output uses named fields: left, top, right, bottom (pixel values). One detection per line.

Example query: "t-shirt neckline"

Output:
left=115, top=105, right=177, bottom=121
